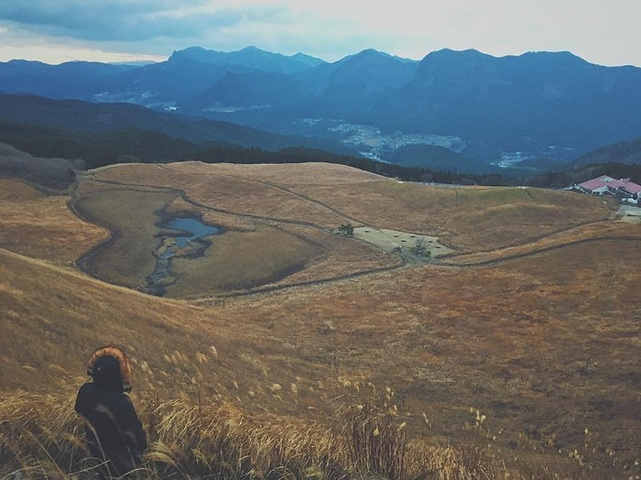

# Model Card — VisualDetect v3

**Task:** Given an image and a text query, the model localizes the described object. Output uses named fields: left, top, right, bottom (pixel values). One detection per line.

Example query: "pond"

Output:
left=144, top=214, right=223, bottom=296
left=163, top=217, right=221, bottom=248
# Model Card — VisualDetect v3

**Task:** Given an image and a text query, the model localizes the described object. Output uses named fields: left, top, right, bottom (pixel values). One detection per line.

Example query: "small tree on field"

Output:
left=338, top=223, right=354, bottom=236
left=410, top=238, right=431, bottom=259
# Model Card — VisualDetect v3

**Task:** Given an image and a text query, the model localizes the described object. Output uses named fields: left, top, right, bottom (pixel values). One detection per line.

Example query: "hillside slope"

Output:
left=0, top=94, right=348, bottom=152
left=1, top=167, right=640, bottom=478
left=569, top=136, right=641, bottom=167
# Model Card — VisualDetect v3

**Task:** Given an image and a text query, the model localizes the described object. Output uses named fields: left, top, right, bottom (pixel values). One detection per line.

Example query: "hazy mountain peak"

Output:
left=4, top=59, right=48, bottom=67
left=336, top=48, right=385, bottom=64
left=337, top=48, right=417, bottom=67
left=422, top=48, right=491, bottom=62
left=0, top=45, right=640, bottom=169
left=291, top=52, right=327, bottom=66
left=177, top=46, right=209, bottom=55
left=168, top=45, right=324, bottom=73
left=238, top=45, right=263, bottom=53
left=520, top=50, right=591, bottom=68
left=355, top=48, right=387, bottom=56
left=523, top=50, right=584, bottom=60
left=423, top=48, right=591, bottom=68
left=168, top=46, right=225, bottom=64
left=300, top=47, right=419, bottom=100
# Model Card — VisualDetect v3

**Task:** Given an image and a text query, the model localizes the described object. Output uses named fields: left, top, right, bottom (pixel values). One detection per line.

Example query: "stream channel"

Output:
left=145, top=214, right=223, bottom=296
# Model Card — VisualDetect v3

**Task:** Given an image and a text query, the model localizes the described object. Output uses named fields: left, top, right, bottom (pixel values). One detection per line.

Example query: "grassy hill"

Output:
left=1, top=164, right=640, bottom=479
left=522, top=137, right=641, bottom=188
left=570, top=136, right=641, bottom=167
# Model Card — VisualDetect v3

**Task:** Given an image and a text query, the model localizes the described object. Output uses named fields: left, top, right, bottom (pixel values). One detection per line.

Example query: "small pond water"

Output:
left=144, top=214, right=223, bottom=296
left=164, top=217, right=221, bottom=248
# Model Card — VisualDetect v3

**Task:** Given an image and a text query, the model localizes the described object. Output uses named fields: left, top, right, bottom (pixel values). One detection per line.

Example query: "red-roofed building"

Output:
left=576, top=175, right=641, bottom=200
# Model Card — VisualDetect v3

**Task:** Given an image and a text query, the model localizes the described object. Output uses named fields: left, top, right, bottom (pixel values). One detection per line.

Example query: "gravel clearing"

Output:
left=352, top=226, right=454, bottom=257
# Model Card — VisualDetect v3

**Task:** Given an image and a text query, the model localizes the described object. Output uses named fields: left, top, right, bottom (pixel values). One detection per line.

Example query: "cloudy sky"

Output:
left=0, top=0, right=639, bottom=66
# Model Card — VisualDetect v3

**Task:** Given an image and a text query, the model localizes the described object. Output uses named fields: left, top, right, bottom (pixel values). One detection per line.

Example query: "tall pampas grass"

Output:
left=0, top=390, right=516, bottom=479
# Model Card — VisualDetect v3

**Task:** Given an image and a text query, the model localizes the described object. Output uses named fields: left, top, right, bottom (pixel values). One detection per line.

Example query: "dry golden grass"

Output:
left=71, top=163, right=618, bottom=299
left=94, top=161, right=384, bottom=186
left=211, top=239, right=640, bottom=478
left=0, top=246, right=514, bottom=478
left=293, top=182, right=616, bottom=251
left=0, top=179, right=107, bottom=266
left=168, top=224, right=324, bottom=296
left=73, top=166, right=402, bottom=297
left=90, top=163, right=354, bottom=228
left=0, top=390, right=516, bottom=479
left=1, top=164, right=640, bottom=479
left=0, top=247, right=228, bottom=394
left=441, top=220, right=641, bottom=265
left=74, top=184, right=180, bottom=288
left=259, top=224, right=400, bottom=289
left=92, top=163, right=615, bottom=252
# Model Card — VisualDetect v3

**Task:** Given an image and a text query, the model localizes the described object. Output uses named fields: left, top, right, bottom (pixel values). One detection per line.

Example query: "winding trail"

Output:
left=69, top=171, right=641, bottom=299
left=439, top=235, right=641, bottom=268
left=79, top=175, right=342, bottom=232
left=252, top=180, right=368, bottom=226
left=69, top=174, right=407, bottom=298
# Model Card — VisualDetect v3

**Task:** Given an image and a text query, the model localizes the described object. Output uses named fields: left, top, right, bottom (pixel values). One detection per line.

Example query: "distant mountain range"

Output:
left=1, top=45, right=640, bottom=171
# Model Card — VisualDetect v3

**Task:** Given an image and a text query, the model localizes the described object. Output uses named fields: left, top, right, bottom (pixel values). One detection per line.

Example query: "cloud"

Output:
left=0, top=0, right=368, bottom=60
left=0, top=0, right=639, bottom=66
left=0, top=1, right=286, bottom=42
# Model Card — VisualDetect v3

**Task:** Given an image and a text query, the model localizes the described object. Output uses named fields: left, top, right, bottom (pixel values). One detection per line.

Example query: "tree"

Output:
left=410, top=238, right=431, bottom=259
left=338, top=223, right=354, bottom=236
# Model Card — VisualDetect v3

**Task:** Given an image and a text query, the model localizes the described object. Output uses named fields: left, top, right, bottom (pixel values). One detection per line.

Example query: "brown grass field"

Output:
left=1, top=162, right=640, bottom=479
left=0, top=179, right=108, bottom=266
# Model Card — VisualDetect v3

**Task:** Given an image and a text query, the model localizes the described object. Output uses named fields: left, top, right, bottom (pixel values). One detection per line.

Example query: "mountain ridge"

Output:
left=168, top=45, right=326, bottom=73
left=1, top=46, right=640, bottom=169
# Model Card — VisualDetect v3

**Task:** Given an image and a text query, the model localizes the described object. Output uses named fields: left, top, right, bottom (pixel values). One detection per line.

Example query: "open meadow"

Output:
left=0, top=162, right=639, bottom=479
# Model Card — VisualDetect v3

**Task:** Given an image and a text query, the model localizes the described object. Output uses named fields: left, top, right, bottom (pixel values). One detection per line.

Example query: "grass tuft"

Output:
left=0, top=391, right=521, bottom=479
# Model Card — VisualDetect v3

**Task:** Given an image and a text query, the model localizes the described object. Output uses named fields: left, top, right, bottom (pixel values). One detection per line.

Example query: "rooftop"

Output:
left=579, top=175, right=641, bottom=194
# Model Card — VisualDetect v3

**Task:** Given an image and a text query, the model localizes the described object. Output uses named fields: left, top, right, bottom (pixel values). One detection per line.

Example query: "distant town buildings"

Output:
left=572, top=175, right=641, bottom=204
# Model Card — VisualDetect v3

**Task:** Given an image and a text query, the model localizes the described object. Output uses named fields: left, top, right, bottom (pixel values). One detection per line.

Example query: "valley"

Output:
left=299, top=119, right=468, bottom=163
left=1, top=162, right=639, bottom=478
left=69, top=162, right=615, bottom=297
left=3, top=46, right=641, bottom=172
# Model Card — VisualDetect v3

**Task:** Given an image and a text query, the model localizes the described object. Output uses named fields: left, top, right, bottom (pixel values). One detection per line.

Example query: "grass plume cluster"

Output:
left=0, top=391, right=512, bottom=479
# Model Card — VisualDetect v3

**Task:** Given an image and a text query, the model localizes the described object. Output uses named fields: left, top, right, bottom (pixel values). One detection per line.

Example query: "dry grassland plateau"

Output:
left=1, top=161, right=640, bottom=479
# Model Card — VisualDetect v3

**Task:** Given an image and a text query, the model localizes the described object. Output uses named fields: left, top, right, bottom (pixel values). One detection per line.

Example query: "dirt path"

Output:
left=71, top=170, right=640, bottom=300
left=70, top=175, right=408, bottom=298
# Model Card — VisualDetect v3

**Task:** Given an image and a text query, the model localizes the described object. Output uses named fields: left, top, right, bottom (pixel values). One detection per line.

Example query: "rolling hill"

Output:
left=0, top=93, right=347, bottom=153
left=1, top=161, right=639, bottom=478
left=569, top=136, right=641, bottom=167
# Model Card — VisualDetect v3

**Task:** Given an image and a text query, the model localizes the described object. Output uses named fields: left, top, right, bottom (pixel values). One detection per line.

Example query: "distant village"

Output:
left=569, top=175, right=641, bottom=205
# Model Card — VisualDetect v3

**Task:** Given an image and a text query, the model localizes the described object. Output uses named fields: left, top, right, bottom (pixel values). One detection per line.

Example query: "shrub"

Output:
left=338, top=223, right=354, bottom=236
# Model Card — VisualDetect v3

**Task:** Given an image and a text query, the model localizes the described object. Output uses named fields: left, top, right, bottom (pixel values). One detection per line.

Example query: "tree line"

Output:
left=0, top=121, right=504, bottom=185
left=1, top=120, right=637, bottom=188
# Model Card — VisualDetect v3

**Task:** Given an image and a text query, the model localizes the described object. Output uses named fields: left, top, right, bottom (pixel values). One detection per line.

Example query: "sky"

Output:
left=0, top=0, right=639, bottom=66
